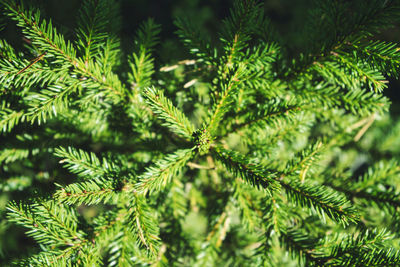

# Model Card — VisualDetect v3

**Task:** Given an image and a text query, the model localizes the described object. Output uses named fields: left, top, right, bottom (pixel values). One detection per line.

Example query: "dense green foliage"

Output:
left=1, top=0, right=400, bottom=266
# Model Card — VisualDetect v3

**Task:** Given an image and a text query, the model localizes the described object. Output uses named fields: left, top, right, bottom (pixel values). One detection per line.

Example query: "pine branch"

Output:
left=279, top=228, right=320, bottom=266
left=0, top=38, right=17, bottom=60
left=344, top=39, right=400, bottom=78
left=207, top=64, right=246, bottom=135
left=2, top=0, right=400, bottom=264
left=318, top=52, right=388, bottom=92
left=213, top=146, right=280, bottom=191
left=255, top=195, right=290, bottom=263
left=107, top=230, right=152, bottom=266
left=24, top=81, right=81, bottom=124
left=241, top=43, right=280, bottom=92
left=75, top=0, right=119, bottom=63
left=6, top=201, right=85, bottom=247
left=284, top=0, right=400, bottom=80
left=128, top=18, right=160, bottom=95
left=143, top=87, right=196, bottom=140
left=326, top=160, right=400, bottom=210
left=134, top=148, right=194, bottom=194
left=228, top=99, right=302, bottom=137
left=88, top=211, right=127, bottom=265
left=95, top=36, right=121, bottom=73
left=2, top=1, right=76, bottom=66
left=133, top=18, right=161, bottom=52
left=19, top=252, right=71, bottom=267
left=0, top=103, right=25, bottom=133
left=353, top=0, right=400, bottom=36
left=341, top=88, right=389, bottom=116
left=174, top=17, right=215, bottom=64
left=311, top=60, right=360, bottom=90
left=237, top=137, right=357, bottom=228
left=0, top=58, right=70, bottom=90
left=355, top=159, right=400, bottom=188
left=3, top=0, right=126, bottom=101
left=293, top=82, right=390, bottom=116
left=329, top=183, right=400, bottom=211
left=129, top=51, right=154, bottom=93
left=314, top=229, right=400, bottom=266
left=284, top=140, right=325, bottom=182
left=356, top=189, right=400, bottom=209
left=280, top=179, right=359, bottom=225
left=219, top=0, right=262, bottom=66
left=54, top=146, right=118, bottom=179
left=0, top=40, right=70, bottom=89
left=54, top=177, right=121, bottom=205
left=127, top=195, right=160, bottom=258
left=232, top=179, right=262, bottom=232
left=0, top=148, right=30, bottom=164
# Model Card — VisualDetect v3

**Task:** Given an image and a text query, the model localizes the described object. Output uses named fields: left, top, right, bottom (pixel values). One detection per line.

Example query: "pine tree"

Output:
left=1, top=0, right=400, bottom=266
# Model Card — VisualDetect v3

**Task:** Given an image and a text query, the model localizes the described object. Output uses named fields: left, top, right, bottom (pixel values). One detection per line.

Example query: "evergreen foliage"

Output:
left=1, top=0, right=400, bottom=265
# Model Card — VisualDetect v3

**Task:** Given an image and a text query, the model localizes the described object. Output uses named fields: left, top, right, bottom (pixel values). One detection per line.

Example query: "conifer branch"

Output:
left=313, top=229, right=400, bottom=266
left=6, top=201, right=85, bottom=247
left=294, top=83, right=389, bottom=116
left=232, top=179, right=262, bottom=232
left=312, top=60, right=361, bottom=90
left=213, top=146, right=280, bottom=191
left=107, top=230, right=151, bottom=266
left=328, top=53, right=387, bottom=92
left=0, top=148, right=30, bottom=164
left=216, top=136, right=360, bottom=226
left=127, top=195, right=160, bottom=258
left=75, top=0, right=119, bottom=63
left=326, top=160, right=400, bottom=209
left=1, top=61, right=70, bottom=90
left=128, top=19, right=160, bottom=96
left=280, top=180, right=359, bottom=225
left=217, top=144, right=358, bottom=225
left=207, top=64, right=246, bottom=135
left=356, top=159, right=400, bottom=188
left=134, top=148, right=194, bottom=194
left=0, top=39, right=72, bottom=91
left=0, top=104, right=25, bottom=133
left=344, top=39, right=400, bottom=78
left=279, top=228, right=319, bottom=266
left=328, top=183, right=400, bottom=211
left=143, top=87, right=196, bottom=140
left=174, top=17, right=215, bottom=64
left=284, top=141, right=325, bottom=181
left=2, top=0, right=400, bottom=264
left=19, top=252, right=71, bottom=267
left=54, top=146, right=117, bottom=179
left=228, top=100, right=302, bottom=136
left=24, top=82, right=81, bottom=124
left=2, top=1, right=76, bottom=65
left=54, top=178, right=120, bottom=205
left=356, top=190, right=400, bottom=209
left=260, top=194, right=289, bottom=237
left=130, top=52, right=154, bottom=93
left=284, top=0, right=400, bottom=81
left=3, top=0, right=126, bottom=100
left=219, top=0, right=261, bottom=67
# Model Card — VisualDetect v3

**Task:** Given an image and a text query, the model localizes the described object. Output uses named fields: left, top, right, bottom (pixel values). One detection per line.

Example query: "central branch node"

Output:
left=192, top=128, right=213, bottom=155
